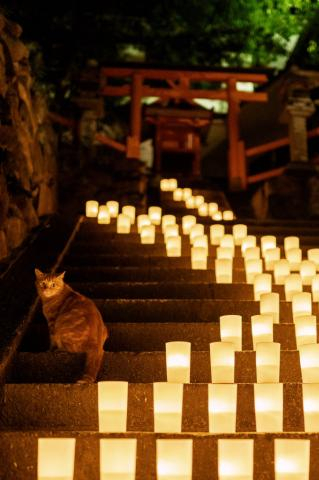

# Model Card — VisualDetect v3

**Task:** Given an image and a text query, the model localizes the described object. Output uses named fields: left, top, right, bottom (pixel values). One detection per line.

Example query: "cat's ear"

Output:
left=35, top=268, right=43, bottom=279
left=57, top=271, right=66, bottom=280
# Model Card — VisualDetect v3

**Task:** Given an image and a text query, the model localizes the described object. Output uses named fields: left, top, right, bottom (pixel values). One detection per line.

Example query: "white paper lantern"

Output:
left=156, top=439, right=192, bottom=480
left=191, top=246, right=207, bottom=270
left=164, top=224, right=179, bottom=241
left=193, top=235, right=208, bottom=251
left=173, top=188, right=183, bottom=201
left=189, top=224, right=204, bottom=244
left=182, top=215, right=196, bottom=235
left=218, top=439, right=254, bottom=480
left=153, top=382, right=183, bottom=433
left=38, top=438, right=76, bottom=480
left=98, top=381, right=128, bottom=432
left=215, top=259, right=233, bottom=284
left=166, top=342, right=191, bottom=383
left=220, top=315, right=242, bottom=351
left=256, top=342, right=280, bottom=383
left=100, top=439, right=137, bottom=480
left=261, top=235, right=276, bottom=257
left=185, top=196, right=196, bottom=209
left=168, top=178, right=178, bottom=191
left=260, top=292, right=280, bottom=324
left=299, top=343, right=319, bottom=383
left=274, top=259, right=290, bottom=285
left=295, top=315, right=317, bottom=348
left=251, top=314, right=274, bottom=349
left=312, top=274, right=319, bottom=301
left=160, top=178, right=170, bottom=192
left=220, top=234, right=235, bottom=256
left=253, top=273, right=272, bottom=301
left=182, top=188, right=192, bottom=201
left=137, top=214, right=151, bottom=233
left=208, top=384, right=237, bottom=433
left=198, top=202, right=209, bottom=216
left=166, top=236, right=182, bottom=257
left=106, top=201, right=119, bottom=218
left=284, top=236, right=300, bottom=256
left=223, top=210, right=235, bottom=221
left=284, top=274, right=303, bottom=301
left=210, top=224, right=225, bottom=246
left=140, top=224, right=155, bottom=244
left=148, top=206, right=162, bottom=225
left=286, top=248, right=302, bottom=271
left=275, top=439, right=310, bottom=480
left=264, top=247, right=281, bottom=271
left=292, top=292, right=312, bottom=321
left=217, top=247, right=234, bottom=260
left=245, top=259, right=263, bottom=284
left=241, top=236, right=257, bottom=255
left=162, top=215, right=176, bottom=232
left=122, top=205, right=136, bottom=225
left=244, top=247, right=260, bottom=261
left=303, top=384, right=319, bottom=432
left=98, top=206, right=111, bottom=224
left=232, top=224, right=247, bottom=246
left=254, top=383, right=283, bottom=432
left=194, top=195, right=204, bottom=207
left=212, top=211, right=223, bottom=221
left=117, top=214, right=131, bottom=234
left=300, top=260, right=316, bottom=286
left=208, top=202, right=218, bottom=215
left=307, top=248, right=319, bottom=271
left=210, top=342, right=236, bottom=383
left=86, top=200, right=99, bottom=218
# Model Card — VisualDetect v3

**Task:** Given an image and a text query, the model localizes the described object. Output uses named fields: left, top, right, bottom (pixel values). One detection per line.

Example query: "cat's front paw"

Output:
left=76, top=374, right=95, bottom=384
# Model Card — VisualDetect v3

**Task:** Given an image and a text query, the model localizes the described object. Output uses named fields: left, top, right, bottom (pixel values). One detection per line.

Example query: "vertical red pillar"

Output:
left=127, top=74, right=143, bottom=159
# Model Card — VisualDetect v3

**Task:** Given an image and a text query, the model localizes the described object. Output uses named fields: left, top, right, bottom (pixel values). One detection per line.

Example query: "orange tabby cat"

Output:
left=35, top=268, right=108, bottom=383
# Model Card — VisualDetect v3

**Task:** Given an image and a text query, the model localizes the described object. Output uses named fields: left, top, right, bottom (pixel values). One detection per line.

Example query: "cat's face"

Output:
left=35, top=269, right=65, bottom=298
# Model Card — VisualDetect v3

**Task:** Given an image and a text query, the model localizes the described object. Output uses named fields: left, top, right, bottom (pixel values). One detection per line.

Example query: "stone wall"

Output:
left=0, top=15, right=57, bottom=260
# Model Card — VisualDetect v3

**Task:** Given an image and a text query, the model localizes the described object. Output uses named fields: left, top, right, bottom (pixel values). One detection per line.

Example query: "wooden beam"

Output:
left=227, top=78, right=243, bottom=190
left=247, top=167, right=286, bottom=184
left=127, top=73, right=143, bottom=158
left=95, top=133, right=126, bottom=153
left=235, top=91, right=268, bottom=102
left=47, top=112, right=75, bottom=128
left=246, top=138, right=290, bottom=157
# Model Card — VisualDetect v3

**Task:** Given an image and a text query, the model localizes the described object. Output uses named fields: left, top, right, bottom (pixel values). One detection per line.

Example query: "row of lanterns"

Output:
left=37, top=436, right=311, bottom=480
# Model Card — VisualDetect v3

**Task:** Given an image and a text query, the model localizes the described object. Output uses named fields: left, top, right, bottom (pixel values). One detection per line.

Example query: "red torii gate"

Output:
left=100, top=66, right=269, bottom=190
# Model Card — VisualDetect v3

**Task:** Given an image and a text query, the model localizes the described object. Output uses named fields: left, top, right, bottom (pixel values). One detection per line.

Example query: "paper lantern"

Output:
left=198, top=202, right=209, bottom=216
left=223, top=210, right=235, bottom=221
left=251, top=314, right=274, bottom=349
left=264, top=247, right=281, bottom=271
left=191, top=246, right=207, bottom=270
left=253, top=273, right=272, bottom=301
left=182, top=188, right=192, bottom=201
left=261, top=235, right=276, bottom=257
left=160, top=178, right=170, bottom=191
left=167, top=178, right=178, bottom=191
left=311, top=274, right=319, bottom=301
left=244, top=246, right=260, bottom=261
left=286, top=248, right=302, bottom=271
left=193, top=235, right=208, bottom=251
left=299, top=343, right=319, bottom=383
left=182, top=215, right=196, bottom=234
left=210, top=224, right=225, bottom=246
left=98, top=381, right=128, bottom=432
left=275, top=439, right=310, bottom=480
left=220, top=234, right=235, bottom=255
left=153, top=382, right=183, bottom=433
left=162, top=215, right=176, bottom=232
left=284, top=236, right=300, bottom=255
left=241, top=236, right=257, bottom=255
left=208, top=384, right=237, bottom=433
left=218, top=439, right=254, bottom=480
left=148, top=206, right=162, bottom=225
left=284, top=274, right=303, bottom=301
left=122, top=205, right=136, bottom=225
left=220, top=315, right=242, bottom=351
left=245, top=259, right=263, bottom=284
left=256, top=342, right=280, bottom=383
left=156, top=439, right=192, bottom=480
left=173, top=188, right=183, bottom=201
left=232, top=224, right=248, bottom=246
left=166, top=342, right=191, bottom=383
left=137, top=214, right=151, bottom=233
left=260, top=292, right=280, bottom=324
left=106, top=201, right=119, bottom=218
left=215, top=259, right=233, bottom=284
left=189, top=224, right=205, bottom=244
left=140, top=224, right=155, bottom=244
left=98, top=206, right=111, bottom=224
left=164, top=225, right=179, bottom=241
left=86, top=200, right=99, bottom=218
left=300, top=260, right=316, bottom=286
left=38, top=438, right=75, bottom=480
left=185, top=196, right=196, bottom=209
left=295, top=315, right=317, bottom=348
left=210, top=342, right=236, bottom=383
left=209, top=202, right=218, bottom=215
left=100, top=439, right=137, bottom=480
left=303, top=384, right=319, bottom=432
left=212, top=211, right=223, bottom=221
left=166, top=236, right=182, bottom=257
left=274, top=259, right=290, bottom=285
left=292, top=292, right=312, bottom=321
left=117, top=214, right=131, bottom=234
left=254, top=383, right=283, bottom=432
left=217, top=247, right=234, bottom=260
left=307, top=248, right=319, bottom=271
left=194, top=195, right=204, bottom=207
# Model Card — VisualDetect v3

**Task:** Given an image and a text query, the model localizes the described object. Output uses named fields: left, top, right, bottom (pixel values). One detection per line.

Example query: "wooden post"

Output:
left=227, top=78, right=245, bottom=190
left=127, top=74, right=143, bottom=159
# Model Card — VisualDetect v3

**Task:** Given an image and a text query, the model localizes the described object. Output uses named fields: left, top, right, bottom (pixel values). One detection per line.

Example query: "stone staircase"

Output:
left=2, top=187, right=319, bottom=478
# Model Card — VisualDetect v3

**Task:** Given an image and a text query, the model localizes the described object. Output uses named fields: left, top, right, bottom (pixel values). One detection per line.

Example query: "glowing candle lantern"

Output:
left=292, top=292, right=312, bottom=321
left=223, top=210, right=235, bottom=221
left=173, top=188, right=183, bottom=201
left=98, top=206, right=111, bottom=224
left=182, top=215, right=196, bottom=234
left=284, top=274, right=303, bottom=301
left=189, top=224, right=204, bottom=244
left=253, top=273, right=272, bottom=301
left=220, top=234, right=235, bottom=255
left=295, top=315, right=317, bottom=348
left=260, top=292, right=280, bottom=324
left=217, top=247, right=234, bottom=260
left=156, top=439, right=192, bottom=480
left=137, top=214, right=151, bottom=233
left=264, top=247, right=281, bottom=271
left=191, top=246, right=207, bottom=270
left=148, top=206, right=162, bottom=225
left=303, top=384, right=319, bottom=432
left=153, top=382, right=183, bottom=433
left=284, top=236, right=300, bottom=256
left=275, top=439, right=310, bottom=480
left=193, top=235, right=208, bottom=251
left=251, top=314, right=274, bottom=349
left=117, top=214, right=131, bottom=234
left=208, top=383, right=237, bottom=433
left=254, top=383, right=283, bottom=432
left=213, top=211, right=223, bottom=221
left=140, top=224, right=155, bottom=244
left=86, top=200, right=99, bottom=218
left=182, top=188, right=192, bottom=201
left=256, top=342, right=280, bottom=383
left=164, top=225, right=179, bottom=242
left=210, top=224, right=225, bottom=245
left=38, top=438, right=76, bottom=480
left=244, top=247, right=260, bottom=261
left=286, top=248, right=302, bottom=271
left=168, top=178, right=178, bottom=191
left=261, top=235, right=276, bottom=257
left=185, top=196, right=196, bottom=209
left=299, top=343, right=319, bottom=383
left=232, top=224, right=248, bottom=246
left=241, top=236, right=257, bottom=255
left=220, top=315, right=242, bottom=350
left=166, top=342, right=191, bottom=383
left=209, top=202, right=218, bottom=215
left=215, top=259, right=233, bottom=284
left=100, top=439, right=137, bottom=480
left=245, top=259, right=263, bottom=284
left=98, top=381, right=128, bottom=432
left=106, top=201, right=119, bottom=218
left=307, top=248, right=319, bottom=271
left=122, top=206, right=136, bottom=225
left=311, top=274, right=319, bottom=301
left=218, top=439, right=254, bottom=480
left=198, top=202, right=209, bottom=216
left=300, top=260, right=316, bottom=286
left=160, top=178, right=170, bottom=191
left=210, top=342, right=236, bottom=383
left=162, top=215, right=176, bottom=232
left=274, top=260, right=290, bottom=285
left=194, top=195, right=205, bottom=207
left=166, top=236, right=182, bottom=257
